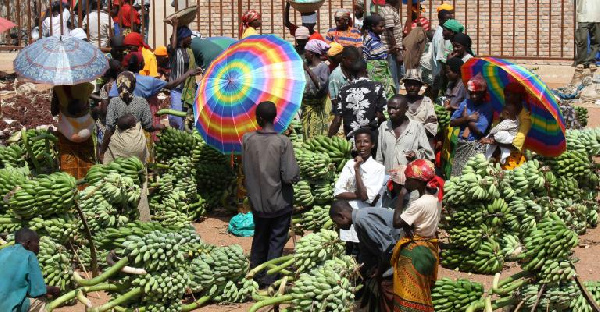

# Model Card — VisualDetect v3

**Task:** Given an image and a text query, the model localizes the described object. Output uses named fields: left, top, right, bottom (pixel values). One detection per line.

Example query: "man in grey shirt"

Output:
left=242, top=101, right=300, bottom=287
left=329, top=200, right=402, bottom=311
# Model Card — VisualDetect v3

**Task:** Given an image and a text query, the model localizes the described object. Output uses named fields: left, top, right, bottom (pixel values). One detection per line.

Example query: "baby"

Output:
left=117, top=113, right=137, bottom=132
left=481, top=102, right=520, bottom=164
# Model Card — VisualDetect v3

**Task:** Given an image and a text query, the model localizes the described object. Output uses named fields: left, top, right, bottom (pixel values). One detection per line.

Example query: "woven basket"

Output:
left=289, top=0, right=325, bottom=14
left=164, top=6, right=198, bottom=26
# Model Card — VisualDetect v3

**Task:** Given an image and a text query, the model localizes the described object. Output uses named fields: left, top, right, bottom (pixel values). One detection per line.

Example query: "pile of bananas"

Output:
left=434, top=104, right=451, bottom=130
left=566, top=128, right=600, bottom=156
left=441, top=237, right=504, bottom=275
left=287, top=119, right=304, bottom=148
left=155, top=128, right=200, bottom=161
left=0, top=167, right=27, bottom=210
left=287, top=256, right=359, bottom=311
left=294, top=230, right=345, bottom=273
left=574, top=106, right=589, bottom=127
left=20, top=129, right=58, bottom=173
left=521, top=214, right=578, bottom=273
left=131, top=266, right=190, bottom=301
left=519, top=281, right=581, bottom=311
left=211, top=278, right=258, bottom=303
left=542, top=150, right=591, bottom=180
left=0, top=144, right=25, bottom=168
left=500, top=234, right=522, bottom=260
left=150, top=191, right=195, bottom=227
left=292, top=205, right=334, bottom=233
left=539, top=259, right=576, bottom=284
left=312, top=180, right=334, bottom=204
left=9, top=171, right=76, bottom=219
left=85, top=157, right=146, bottom=186
left=295, top=148, right=334, bottom=181
left=39, top=236, right=75, bottom=291
left=302, top=135, right=352, bottom=169
left=294, top=180, right=314, bottom=207
left=117, top=230, right=187, bottom=271
left=432, top=278, right=484, bottom=312
left=28, top=213, right=79, bottom=244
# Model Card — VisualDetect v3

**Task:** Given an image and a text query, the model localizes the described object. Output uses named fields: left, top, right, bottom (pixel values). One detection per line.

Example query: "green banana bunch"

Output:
left=196, top=244, right=249, bottom=284
left=574, top=106, right=589, bottom=128
left=461, top=153, right=499, bottom=177
left=131, top=266, right=189, bottom=301
left=117, top=230, right=188, bottom=271
left=539, top=258, right=576, bottom=284
left=432, top=278, right=484, bottom=312
left=85, top=156, right=146, bottom=186
left=295, top=148, right=334, bottom=181
left=187, top=257, right=215, bottom=293
left=288, top=256, right=359, bottom=312
left=9, top=171, right=76, bottom=219
left=587, top=205, right=598, bottom=228
left=572, top=281, right=600, bottom=312
left=519, top=281, right=580, bottom=311
left=0, top=167, right=28, bottom=211
left=212, top=278, right=258, bottom=303
left=20, top=129, right=58, bottom=173
left=546, top=198, right=589, bottom=234
left=150, top=191, right=195, bottom=228
left=549, top=175, right=582, bottom=200
left=288, top=119, right=304, bottom=149
left=434, top=104, right=451, bottom=131
left=542, top=150, right=591, bottom=180
left=131, top=300, right=182, bottom=312
left=0, top=144, right=25, bottom=168
left=500, top=233, right=522, bottom=260
left=443, top=172, right=499, bottom=205
left=155, top=127, right=200, bottom=161
left=566, top=128, right=600, bottom=155
left=447, top=227, right=485, bottom=250
left=521, top=214, right=578, bottom=273
left=294, top=180, right=314, bottom=207
left=312, top=180, right=334, bottom=204
left=39, top=236, right=75, bottom=292
left=293, top=230, right=345, bottom=273
left=303, top=135, right=352, bottom=170
left=28, top=213, right=78, bottom=244
left=0, top=213, right=23, bottom=235
left=292, top=205, right=334, bottom=233
left=441, top=237, right=504, bottom=275
left=96, top=221, right=197, bottom=252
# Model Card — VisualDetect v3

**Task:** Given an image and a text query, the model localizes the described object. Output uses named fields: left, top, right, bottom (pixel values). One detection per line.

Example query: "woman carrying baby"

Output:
left=480, top=82, right=532, bottom=170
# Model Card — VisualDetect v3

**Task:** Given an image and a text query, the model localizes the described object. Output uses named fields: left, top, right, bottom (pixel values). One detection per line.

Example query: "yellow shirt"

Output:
left=512, top=107, right=532, bottom=151
left=242, top=27, right=258, bottom=39
left=140, top=48, right=158, bottom=77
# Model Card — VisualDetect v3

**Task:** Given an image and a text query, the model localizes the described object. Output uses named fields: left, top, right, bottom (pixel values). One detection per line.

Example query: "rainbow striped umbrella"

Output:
left=194, top=35, right=306, bottom=153
left=461, top=57, right=566, bottom=157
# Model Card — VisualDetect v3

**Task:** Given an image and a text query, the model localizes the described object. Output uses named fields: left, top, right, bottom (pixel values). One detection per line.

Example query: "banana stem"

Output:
left=46, top=283, right=120, bottom=311
left=492, top=296, right=516, bottom=310
left=74, top=199, right=99, bottom=277
left=466, top=299, right=485, bottom=312
left=181, top=295, right=212, bottom=311
left=77, top=290, right=93, bottom=308
left=247, top=255, right=294, bottom=278
left=22, top=129, right=41, bottom=174
left=74, top=257, right=128, bottom=286
left=88, top=287, right=142, bottom=312
left=248, top=295, right=294, bottom=312
left=266, top=258, right=295, bottom=275
left=155, top=108, right=188, bottom=117
left=484, top=297, right=492, bottom=312
left=497, top=271, right=530, bottom=289
left=493, top=279, right=528, bottom=296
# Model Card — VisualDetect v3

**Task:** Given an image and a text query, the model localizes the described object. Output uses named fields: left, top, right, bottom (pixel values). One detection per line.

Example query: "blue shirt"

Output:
left=451, top=99, right=494, bottom=141
left=109, top=74, right=167, bottom=98
left=0, top=244, right=47, bottom=312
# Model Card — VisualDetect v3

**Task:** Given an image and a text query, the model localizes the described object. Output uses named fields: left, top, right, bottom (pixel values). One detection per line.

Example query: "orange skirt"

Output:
left=58, top=133, right=95, bottom=180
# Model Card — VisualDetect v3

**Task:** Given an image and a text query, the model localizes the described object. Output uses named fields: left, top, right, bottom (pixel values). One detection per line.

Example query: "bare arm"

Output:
left=164, top=68, right=201, bottom=89
left=392, top=187, right=412, bottom=235
left=284, top=2, right=294, bottom=29
left=328, top=115, right=342, bottom=138
left=170, top=17, right=179, bottom=50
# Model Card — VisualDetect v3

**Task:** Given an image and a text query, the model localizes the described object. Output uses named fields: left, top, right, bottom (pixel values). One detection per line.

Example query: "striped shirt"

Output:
left=363, top=31, right=388, bottom=60
left=168, top=47, right=190, bottom=91
left=404, top=17, right=430, bottom=35
left=325, top=27, right=363, bottom=47
left=376, top=4, right=403, bottom=50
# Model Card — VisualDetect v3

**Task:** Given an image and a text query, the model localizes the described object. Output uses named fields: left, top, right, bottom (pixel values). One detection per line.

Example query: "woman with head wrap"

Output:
left=451, top=32, right=474, bottom=62
left=167, top=17, right=198, bottom=130
left=362, top=14, right=396, bottom=99
left=302, top=40, right=331, bottom=139
left=447, top=74, right=494, bottom=176
left=100, top=71, right=165, bottom=164
left=294, top=26, right=310, bottom=57
left=241, top=10, right=262, bottom=39
left=391, top=159, right=443, bottom=312
left=325, top=9, right=363, bottom=47
left=479, top=82, right=531, bottom=170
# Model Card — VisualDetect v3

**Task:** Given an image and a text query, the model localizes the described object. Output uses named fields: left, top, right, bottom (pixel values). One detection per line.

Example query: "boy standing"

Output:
left=242, top=102, right=300, bottom=287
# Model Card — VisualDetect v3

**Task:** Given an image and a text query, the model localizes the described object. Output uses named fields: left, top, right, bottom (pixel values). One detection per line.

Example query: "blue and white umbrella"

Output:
left=14, top=36, right=109, bottom=85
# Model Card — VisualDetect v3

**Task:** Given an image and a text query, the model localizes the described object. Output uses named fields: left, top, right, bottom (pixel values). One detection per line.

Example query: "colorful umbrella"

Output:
left=14, top=35, right=108, bottom=85
left=190, top=36, right=237, bottom=70
left=195, top=35, right=306, bottom=154
left=0, top=17, right=17, bottom=33
left=461, top=57, right=566, bottom=157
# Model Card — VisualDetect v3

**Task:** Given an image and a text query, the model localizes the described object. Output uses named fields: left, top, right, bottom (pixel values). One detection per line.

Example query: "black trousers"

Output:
left=574, top=22, right=600, bottom=67
left=250, top=211, right=292, bottom=286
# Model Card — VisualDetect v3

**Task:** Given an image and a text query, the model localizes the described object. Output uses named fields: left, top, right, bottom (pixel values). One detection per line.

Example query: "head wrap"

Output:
left=437, top=3, right=454, bottom=12
left=176, top=26, right=192, bottom=45
left=334, top=9, right=351, bottom=19
left=446, top=57, right=464, bottom=74
left=505, top=82, right=526, bottom=95
left=467, top=74, right=488, bottom=93
left=452, top=32, right=474, bottom=56
left=305, top=39, right=330, bottom=55
left=301, top=12, right=318, bottom=24
left=121, top=51, right=144, bottom=70
left=124, top=31, right=150, bottom=49
left=70, top=28, right=88, bottom=41
left=327, top=42, right=344, bottom=56
left=154, top=45, right=168, bottom=56
left=242, top=10, right=261, bottom=28
left=443, top=19, right=464, bottom=33
left=295, top=26, right=310, bottom=40
left=116, top=71, right=136, bottom=103
left=404, top=159, right=444, bottom=201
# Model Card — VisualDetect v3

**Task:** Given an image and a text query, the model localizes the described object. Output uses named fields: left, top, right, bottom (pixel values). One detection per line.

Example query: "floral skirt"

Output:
left=301, top=97, right=329, bottom=140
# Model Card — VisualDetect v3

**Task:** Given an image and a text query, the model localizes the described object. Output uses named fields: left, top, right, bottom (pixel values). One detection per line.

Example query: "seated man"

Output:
left=0, top=228, right=60, bottom=312
left=329, top=200, right=402, bottom=311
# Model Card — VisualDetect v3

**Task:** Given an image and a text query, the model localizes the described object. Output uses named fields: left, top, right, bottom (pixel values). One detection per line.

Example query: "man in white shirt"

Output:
left=334, top=127, right=386, bottom=251
left=42, top=2, right=71, bottom=37
left=83, top=0, right=111, bottom=47
left=574, top=0, right=600, bottom=69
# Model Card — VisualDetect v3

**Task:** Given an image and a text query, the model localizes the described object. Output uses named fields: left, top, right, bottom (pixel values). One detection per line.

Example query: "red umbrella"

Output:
left=0, top=17, right=17, bottom=33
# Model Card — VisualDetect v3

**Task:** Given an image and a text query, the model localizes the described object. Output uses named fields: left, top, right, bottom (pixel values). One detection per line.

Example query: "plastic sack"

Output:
left=228, top=212, right=255, bottom=237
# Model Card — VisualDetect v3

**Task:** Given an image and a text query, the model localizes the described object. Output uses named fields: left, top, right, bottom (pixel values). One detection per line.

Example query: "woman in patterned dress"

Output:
left=301, top=40, right=331, bottom=139
left=362, top=14, right=396, bottom=99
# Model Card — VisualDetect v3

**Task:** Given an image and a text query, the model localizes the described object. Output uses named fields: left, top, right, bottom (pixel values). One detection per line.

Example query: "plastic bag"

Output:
left=228, top=212, right=255, bottom=237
